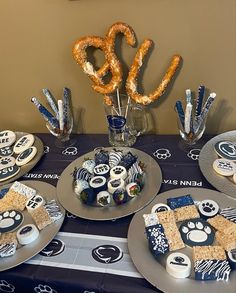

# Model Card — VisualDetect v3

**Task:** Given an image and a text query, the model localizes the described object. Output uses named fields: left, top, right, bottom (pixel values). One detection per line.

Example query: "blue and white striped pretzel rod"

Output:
left=63, top=87, right=71, bottom=127
left=175, top=100, right=185, bottom=128
left=195, top=85, right=205, bottom=118
left=42, top=89, right=59, bottom=119
left=194, top=92, right=216, bottom=133
left=31, top=97, right=59, bottom=129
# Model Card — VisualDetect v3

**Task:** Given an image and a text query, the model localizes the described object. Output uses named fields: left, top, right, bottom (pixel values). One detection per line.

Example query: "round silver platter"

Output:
left=199, top=130, right=236, bottom=198
left=0, top=132, right=44, bottom=186
left=128, top=187, right=236, bottom=293
left=56, top=147, right=162, bottom=221
left=0, top=180, right=65, bottom=272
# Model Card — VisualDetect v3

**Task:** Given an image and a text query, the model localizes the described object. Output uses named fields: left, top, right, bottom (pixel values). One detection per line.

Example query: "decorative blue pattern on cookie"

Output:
left=194, top=259, right=231, bottom=281
left=167, top=194, right=194, bottom=210
left=145, top=224, right=169, bottom=257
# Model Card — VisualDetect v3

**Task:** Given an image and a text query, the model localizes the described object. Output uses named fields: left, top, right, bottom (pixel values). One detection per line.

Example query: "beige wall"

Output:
left=0, top=0, right=235, bottom=134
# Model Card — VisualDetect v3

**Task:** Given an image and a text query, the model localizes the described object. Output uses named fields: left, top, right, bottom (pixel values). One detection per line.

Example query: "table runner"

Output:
left=0, top=134, right=215, bottom=293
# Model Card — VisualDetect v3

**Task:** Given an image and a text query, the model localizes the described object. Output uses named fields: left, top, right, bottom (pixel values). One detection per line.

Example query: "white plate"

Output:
left=199, top=130, right=236, bottom=198
left=0, top=132, right=44, bottom=186
left=0, top=180, right=65, bottom=272
left=128, top=187, right=236, bottom=293
left=56, top=147, right=162, bottom=221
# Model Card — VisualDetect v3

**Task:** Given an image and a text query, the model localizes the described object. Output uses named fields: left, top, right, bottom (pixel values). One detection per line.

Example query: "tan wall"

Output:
left=0, top=0, right=235, bottom=134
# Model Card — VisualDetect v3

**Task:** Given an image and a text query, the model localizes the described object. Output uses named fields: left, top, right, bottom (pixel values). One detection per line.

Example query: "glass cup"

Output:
left=176, top=108, right=207, bottom=149
left=46, top=106, right=74, bottom=148
left=104, top=94, right=147, bottom=147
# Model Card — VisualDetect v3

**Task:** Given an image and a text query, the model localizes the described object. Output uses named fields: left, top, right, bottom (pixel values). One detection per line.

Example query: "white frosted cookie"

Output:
left=16, top=146, right=37, bottom=166
left=26, top=194, right=45, bottom=212
left=151, top=203, right=171, bottom=214
left=0, top=130, right=16, bottom=148
left=107, top=178, right=125, bottom=194
left=17, top=224, right=39, bottom=245
left=0, top=156, right=16, bottom=170
left=13, top=134, right=35, bottom=154
left=110, top=166, right=127, bottom=180
left=212, top=158, right=236, bottom=176
left=0, top=165, right=20, bottom=182
left=166, top=252, right=191, bottom=278
left=198, top=199, right=219, bottom=218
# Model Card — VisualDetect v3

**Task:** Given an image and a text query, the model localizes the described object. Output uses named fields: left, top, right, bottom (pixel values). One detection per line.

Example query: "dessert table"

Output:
left=0, top=133, right=216, bottom=293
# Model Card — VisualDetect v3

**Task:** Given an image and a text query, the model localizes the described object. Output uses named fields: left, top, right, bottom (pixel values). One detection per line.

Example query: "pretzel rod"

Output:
left=126, top=39, right=181, bottom=105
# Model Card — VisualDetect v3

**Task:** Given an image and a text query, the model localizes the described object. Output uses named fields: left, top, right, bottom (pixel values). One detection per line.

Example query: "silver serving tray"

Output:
left=199, top=130, right=236, bottom=198
left=0, top=132, right=44, bottom=186
left=0, top=180, right=65, bottom=271
left=128, top=187, right=236, bottom=293
left=56, top=147, right=162, bottom=221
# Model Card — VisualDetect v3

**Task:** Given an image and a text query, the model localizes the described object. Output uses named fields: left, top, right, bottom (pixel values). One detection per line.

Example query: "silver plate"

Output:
left=128, top=187, right=236, bottom=293
left=199, top=130, right=236, bottom=198
left=56, top=147, right=162, bottom=221
left=0, top=180, right=65, bottom=272
left=0, top=132, right=44, bottom=186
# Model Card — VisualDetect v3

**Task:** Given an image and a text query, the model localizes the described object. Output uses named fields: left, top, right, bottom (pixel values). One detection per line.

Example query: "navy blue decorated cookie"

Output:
left=179, top=218, right=215, bottom=247
left=0, top=165, right=20, bottom=182
left=0, top=146, right=13, bottom=157
left=220, top=207, right=236, bottom=223
left=16, top=146, right=37, bottom=166
left=0, top=187, right=9, bottom=199
left=145, top=224, right=169, bottom=257
left=167, top=194, right=194, bottom=210
left=214, top=141, right=236, bottom=161
left=0, top=210, right=24, bottom=233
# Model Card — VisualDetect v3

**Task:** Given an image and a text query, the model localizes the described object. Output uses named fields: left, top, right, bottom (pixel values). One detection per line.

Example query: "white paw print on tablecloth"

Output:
left=153, top=149, right=171, bottom=160
left=187, top=149, right=200, bottom=160
left=0, top=280, right=15, bottom=292
left=62, top=147, right=78, bottom=156
left=34, top=284, right=57, bottom=293
left=44, top=146, right=50, bottom=154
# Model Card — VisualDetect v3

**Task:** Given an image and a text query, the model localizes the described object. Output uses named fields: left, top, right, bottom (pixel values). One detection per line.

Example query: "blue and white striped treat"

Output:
left=42, top=88, right=59, bottom=119
left=72, top=167, right=92, bottom=182
left=220, top=207, right=236, bottom=223
left=109, top=149, right=123, bottom=168
left=31, top=97, right=59, bottom=129
left=194, top=259, right=231, bottom=281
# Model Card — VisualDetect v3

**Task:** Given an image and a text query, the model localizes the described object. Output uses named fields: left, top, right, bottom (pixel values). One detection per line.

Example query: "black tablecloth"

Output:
left=0, top=133, right=215, bottom=293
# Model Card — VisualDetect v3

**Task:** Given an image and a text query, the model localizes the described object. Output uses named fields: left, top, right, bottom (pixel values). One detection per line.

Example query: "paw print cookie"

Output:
left=198, top=199, right=219, bottom=218
left=110, top=165, right=127, bottom=180
left=0, top=210, right=24, bottom=233
left=179, top=218, right=215, bottom=247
